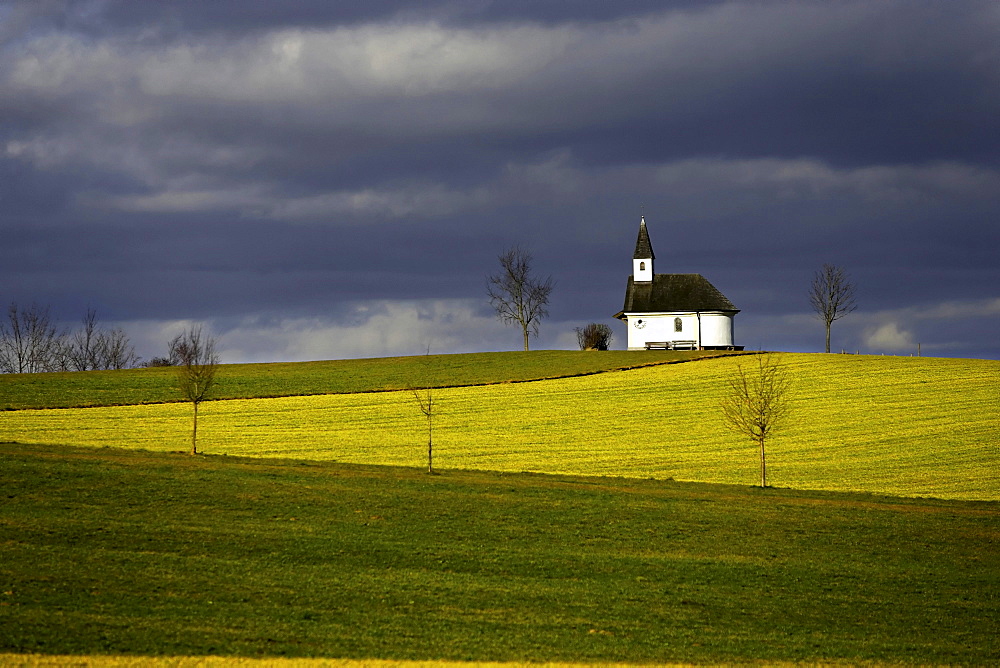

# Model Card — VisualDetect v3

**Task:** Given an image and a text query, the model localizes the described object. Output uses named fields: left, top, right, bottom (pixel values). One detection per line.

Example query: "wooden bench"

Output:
left=644, top=340, right=698, bottom=350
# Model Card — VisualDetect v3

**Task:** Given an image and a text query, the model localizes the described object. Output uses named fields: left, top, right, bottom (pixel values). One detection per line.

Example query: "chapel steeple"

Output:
left=633, top=215, right=654, bottom=282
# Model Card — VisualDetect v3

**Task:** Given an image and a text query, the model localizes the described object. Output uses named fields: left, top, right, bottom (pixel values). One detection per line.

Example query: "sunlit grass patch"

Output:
left=5, top=354, right=997, bottom=500
left=0, top=655, right=639, bottom=667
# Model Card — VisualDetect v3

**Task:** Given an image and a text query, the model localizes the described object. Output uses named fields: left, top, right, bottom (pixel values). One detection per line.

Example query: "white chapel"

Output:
left=614, top=216, right=742, bottom=351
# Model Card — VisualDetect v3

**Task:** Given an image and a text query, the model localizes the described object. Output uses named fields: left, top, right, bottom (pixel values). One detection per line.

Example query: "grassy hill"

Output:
left=0, top=350, right=724, bottom=410
left=4, top=352, right=998, bottom=500
left=1, top=443, right=997, bottom=665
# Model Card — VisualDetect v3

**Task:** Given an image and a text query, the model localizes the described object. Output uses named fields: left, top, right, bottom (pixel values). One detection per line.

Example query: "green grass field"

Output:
left=1, top=443, right=997, bottom=665
left=4, top=352, right=998, bottom=500
left=2, top=351, right=998, bottom=664
left=0, top=350, right=722, bottom=410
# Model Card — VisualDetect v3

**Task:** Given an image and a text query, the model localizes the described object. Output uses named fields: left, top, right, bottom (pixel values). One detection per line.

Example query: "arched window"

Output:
left=639, top=261, right=646, bottom=271
left=674, top=317, right=683, bottom=332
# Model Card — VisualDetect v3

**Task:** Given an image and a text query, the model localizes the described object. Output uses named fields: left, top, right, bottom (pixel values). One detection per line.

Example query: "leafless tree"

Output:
left=575, top=323, right=613, bottom=350
left=65, top=309, right=139, bottom=370
left=65, top=308, right=101, bottom=370
left=809, top=263, right=857, bottom=353
left=412, top=385, right=435, bottom=474
left=0, top=302, right=64, bottom=373
left=143, top=334, right=186, bottom=367
left=99, top=327, right=141, bottom=370
left=721, top=353, right=792, bottom=488
left=409, top=346, right=437, bottom=474
left=174, top=327, right=220, bottom=455
left=0, top=304, right=139, bottom=373
left=487, top=246, right=554, bottom=351
left=166, top=333, right=187, bottom=366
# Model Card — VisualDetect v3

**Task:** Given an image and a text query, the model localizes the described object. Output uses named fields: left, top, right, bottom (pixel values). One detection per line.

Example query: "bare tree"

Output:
left=410, top=346, right=437, bottom=474
left=412, top=386, right=434, bottom=474
left=99, top=327, right=141, bottom=370
left=0, top=302, right=64, bottom=373
left=809, top=263, right=857, bottom=353
left=0, top=304, right=139, bottom=373
left=144, top=334, right=188, bottom=367
left=65, top=309, right=140, bottom=370
left=487, top=246, right=554, bottom=351
left=167, top=333, right=187, bottom=366
left=721, top=353, right=792, bottom=488
left=174, top=327, right=220, bottom=455
left=575, top=323, right=613, bottom=350
left=65, top=308, right=101, bottom=370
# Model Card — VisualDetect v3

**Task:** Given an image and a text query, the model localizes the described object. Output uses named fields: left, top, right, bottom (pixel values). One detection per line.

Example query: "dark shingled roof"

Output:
left=633, top=217, right=655, bottom=260
left=615, top=274, right=739, bottom=318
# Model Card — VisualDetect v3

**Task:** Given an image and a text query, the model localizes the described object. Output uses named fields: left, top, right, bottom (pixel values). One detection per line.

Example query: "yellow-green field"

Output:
left=0, top=656, right=601, bottom=668
left=4, top=353, right=998, bottom=500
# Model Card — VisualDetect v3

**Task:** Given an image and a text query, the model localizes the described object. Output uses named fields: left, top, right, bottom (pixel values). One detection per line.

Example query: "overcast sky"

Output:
left=3, top=0, right=998, bottom=362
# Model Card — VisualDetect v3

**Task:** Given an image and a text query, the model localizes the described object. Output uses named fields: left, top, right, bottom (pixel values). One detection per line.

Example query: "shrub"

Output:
left=575, top=323, right=613, bottom=350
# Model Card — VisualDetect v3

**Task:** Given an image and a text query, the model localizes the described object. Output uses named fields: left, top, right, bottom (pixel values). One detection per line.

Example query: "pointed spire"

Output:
left=633, top=215, right=655, bottom=260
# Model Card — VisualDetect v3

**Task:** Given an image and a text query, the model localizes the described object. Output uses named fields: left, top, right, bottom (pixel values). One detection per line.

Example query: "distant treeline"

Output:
left=0, top=302, right=142, bottom=373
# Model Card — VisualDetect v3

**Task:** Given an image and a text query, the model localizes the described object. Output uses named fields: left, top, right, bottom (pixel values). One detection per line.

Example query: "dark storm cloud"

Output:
left=1, top=0, right=998, bottom=361
left=11, top=0, right=722, bottom=37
